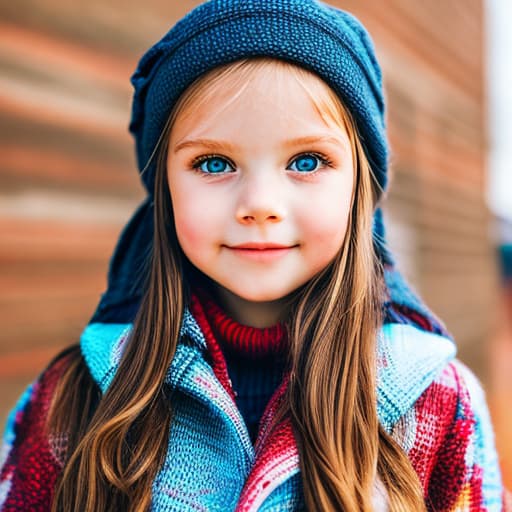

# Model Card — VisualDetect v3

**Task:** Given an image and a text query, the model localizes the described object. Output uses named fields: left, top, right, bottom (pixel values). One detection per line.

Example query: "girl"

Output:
left=0, top=0, right=505, bottom=510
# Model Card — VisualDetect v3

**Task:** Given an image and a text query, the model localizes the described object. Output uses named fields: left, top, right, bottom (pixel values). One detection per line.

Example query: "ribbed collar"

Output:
left=191, top=286, right=289, bottom=360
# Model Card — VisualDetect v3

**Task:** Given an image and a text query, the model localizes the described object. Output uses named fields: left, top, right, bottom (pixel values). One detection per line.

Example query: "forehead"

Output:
left=169, top=60, right=349, bottom=144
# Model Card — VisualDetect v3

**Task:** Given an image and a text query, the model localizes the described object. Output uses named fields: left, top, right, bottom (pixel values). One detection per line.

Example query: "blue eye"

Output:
left=288, top=154, right=327, bottom=173
left=193, top=156, right=234, bottom=174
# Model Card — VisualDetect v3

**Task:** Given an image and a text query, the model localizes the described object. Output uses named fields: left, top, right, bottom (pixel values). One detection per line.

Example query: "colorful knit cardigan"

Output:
left=0, top=290, right=505, bottom=511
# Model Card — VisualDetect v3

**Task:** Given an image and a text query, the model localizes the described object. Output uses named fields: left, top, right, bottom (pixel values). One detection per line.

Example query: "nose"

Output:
left=235, top=169, right=286, bottom=225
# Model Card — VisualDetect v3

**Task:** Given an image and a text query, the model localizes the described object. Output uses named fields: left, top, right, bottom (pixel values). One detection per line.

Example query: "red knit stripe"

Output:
left=189, top=293, right=236, bottom=402
left=1, top=352, right=71, bottom=510
left=191, top=286, right=288, bottom=359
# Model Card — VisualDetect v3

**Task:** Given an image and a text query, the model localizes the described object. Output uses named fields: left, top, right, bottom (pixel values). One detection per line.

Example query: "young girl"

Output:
left=0, top=0, right=506, bottom=510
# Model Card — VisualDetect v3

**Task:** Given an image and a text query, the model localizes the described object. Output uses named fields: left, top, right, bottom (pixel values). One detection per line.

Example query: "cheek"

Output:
left=172, top=197, right=207, bottom=254
left=174, top=216, right=204, bottom=256
left=169, top=177, right=221, bottom=255
left=299, top=183, right=353, bottom=250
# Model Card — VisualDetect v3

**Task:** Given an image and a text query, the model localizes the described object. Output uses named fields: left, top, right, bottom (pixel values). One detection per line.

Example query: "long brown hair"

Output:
left=48, top=58, right=426, bottom=510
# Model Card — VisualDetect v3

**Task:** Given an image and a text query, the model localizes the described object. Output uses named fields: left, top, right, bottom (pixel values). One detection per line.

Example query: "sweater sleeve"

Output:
left=426, top=360, right=504, bottom=512
left=453, top=360, right=504, bottom=511
left=0, top=347, right=74, bottom=511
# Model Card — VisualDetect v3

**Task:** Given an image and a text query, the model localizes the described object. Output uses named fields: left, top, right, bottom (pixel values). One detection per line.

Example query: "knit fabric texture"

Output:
left=192, top=286, right=289, bottom=360
left=129, top=0, right=387, bottom=197
left=0, top=311, right=505, bottom=510
left=191, top=286, right=288, bottom=443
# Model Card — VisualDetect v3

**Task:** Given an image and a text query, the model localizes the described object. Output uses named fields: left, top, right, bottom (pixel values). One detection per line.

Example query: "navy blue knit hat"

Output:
left=129, top=0, right=388, bottom=197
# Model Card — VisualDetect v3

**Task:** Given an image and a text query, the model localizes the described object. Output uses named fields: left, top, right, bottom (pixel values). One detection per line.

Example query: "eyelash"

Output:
left=189, top=152, right=335, bottom=178
left=189, top=154, right=227, bottom=178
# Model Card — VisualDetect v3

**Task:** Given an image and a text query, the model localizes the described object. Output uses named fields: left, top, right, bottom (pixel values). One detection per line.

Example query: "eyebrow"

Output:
left=172, top=135, right=345, bottom=154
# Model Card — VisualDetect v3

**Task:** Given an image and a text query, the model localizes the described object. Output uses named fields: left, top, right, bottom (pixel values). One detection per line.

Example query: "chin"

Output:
left=227, top=283, right=300, bottom=304
left=245, top=293, right=286, bottom=303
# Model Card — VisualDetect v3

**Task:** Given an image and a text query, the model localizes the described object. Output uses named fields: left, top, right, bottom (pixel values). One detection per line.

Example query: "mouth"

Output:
left=224, top=243, right=298, bottom=262
left=228, top=242, right=297, bottom=250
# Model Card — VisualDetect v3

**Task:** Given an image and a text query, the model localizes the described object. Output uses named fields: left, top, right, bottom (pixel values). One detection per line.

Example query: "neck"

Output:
left=213, top=286, right=291, bottom=328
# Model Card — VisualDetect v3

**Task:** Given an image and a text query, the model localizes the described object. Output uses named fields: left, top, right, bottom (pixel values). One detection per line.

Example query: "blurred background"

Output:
left=0, top=0, right=511, bottom=489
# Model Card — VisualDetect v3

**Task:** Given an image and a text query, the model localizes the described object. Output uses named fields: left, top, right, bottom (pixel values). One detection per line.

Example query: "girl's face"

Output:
left=167, top=64, right=354, bottom=315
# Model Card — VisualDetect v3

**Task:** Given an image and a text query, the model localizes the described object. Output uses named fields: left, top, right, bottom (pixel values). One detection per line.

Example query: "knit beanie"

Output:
left=129, top=0, right=388, bottom=198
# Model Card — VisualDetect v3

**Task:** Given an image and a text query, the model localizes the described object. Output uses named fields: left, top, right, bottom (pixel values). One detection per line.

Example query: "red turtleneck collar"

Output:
left=190, top=286, right=289, bottom=360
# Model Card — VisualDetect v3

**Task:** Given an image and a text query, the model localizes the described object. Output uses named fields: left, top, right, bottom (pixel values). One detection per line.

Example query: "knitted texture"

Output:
left=1, top=314, right=504, bottom=510
left=129, top=0, right=387, bottom=197
left=0, top=355, right=68, bottom=510
left=190, top=288, right=287, bottom=442
left=192, top=286, right=289, bottom=359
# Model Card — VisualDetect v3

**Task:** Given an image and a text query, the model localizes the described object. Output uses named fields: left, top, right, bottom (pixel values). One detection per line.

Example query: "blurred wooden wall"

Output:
left=1, top=0, right=507, bottom=485
left=0, top=0, right=143, bottom=423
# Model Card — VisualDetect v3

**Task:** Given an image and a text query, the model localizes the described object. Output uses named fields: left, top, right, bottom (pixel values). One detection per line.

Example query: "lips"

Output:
left=229, top=242, right=296, bottom=250
left=225, top=242, right=297, bottom=262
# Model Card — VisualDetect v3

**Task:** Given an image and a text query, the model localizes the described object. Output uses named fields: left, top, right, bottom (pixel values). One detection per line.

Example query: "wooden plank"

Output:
left=0, top=144, right=140, bottom=196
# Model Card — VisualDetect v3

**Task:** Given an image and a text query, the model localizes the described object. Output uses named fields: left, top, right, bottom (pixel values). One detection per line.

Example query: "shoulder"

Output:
left=36, top=344, right=81, bottom=389
left=3, top=345, right=79, bottom=432
left=0, top=346, right=80, bottom=504
left=402, top=359, right=493, bottom=464
left=0, top=345, right=84, bottom=510
left=413, top=359, right=497, bottom=451
left=1, top=344, right=80, bottom=455
left=395, top=359, right=488, bottom=435
left=392, top=359, right=504, bottom=511
left=16, top=345, right=81, bottom=424
left=390, top=361, right=466, bottom=468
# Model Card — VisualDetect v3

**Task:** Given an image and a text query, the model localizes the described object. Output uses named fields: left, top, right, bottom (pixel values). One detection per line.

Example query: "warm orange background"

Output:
left=0, top=0, right=510, bottom=490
